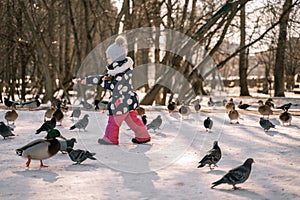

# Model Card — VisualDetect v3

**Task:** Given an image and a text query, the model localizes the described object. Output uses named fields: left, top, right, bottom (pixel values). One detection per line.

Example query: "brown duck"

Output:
left=258, top=100, right=273, bottom=118
left=279, top=111, right=292, bottom=126
left=5, top=107, right=18, bottom=125
left=225, top=98, right=235, bottom=113
left=53, top=101, right=64, bottom=126
left=228, top=107, right=239, bottom=124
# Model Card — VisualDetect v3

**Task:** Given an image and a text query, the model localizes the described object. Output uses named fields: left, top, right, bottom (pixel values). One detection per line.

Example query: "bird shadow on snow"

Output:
left=63, top=163, right=100, bottom=172
left=215, top=188, right=266, bottom=199
left=264, top=130, right=278, bottom=137
left=205, top=169, right=227, bottom=175
left=13, top=168, right=59, bottom=183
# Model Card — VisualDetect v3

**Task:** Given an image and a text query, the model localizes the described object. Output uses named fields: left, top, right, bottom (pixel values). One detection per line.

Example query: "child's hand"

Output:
left=81, top=79, right=86, bottom=85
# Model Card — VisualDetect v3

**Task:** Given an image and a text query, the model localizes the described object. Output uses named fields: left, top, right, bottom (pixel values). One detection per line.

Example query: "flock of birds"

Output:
left=1, top=96, right=97, bottom=167
left=165, top=97, right=294, bottom=133
left=164, top=97, right=296, bottom=189
left=0, top=95, right=297, bottom=190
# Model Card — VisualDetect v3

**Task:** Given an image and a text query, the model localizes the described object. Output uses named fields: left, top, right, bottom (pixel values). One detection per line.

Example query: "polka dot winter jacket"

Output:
left=85, top=57, right=139, bottom=115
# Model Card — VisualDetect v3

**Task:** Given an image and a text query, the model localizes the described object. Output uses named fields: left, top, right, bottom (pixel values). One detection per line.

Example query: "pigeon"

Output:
left=0, top=121, right=15, bottom=139
left=208, top=97, right=226, bottom=107
left=94, top=99, right=107, bottom=112
left=36, top=117, right=56, bottom=134
left=225, top=98, right=235, bottom=113
left=80, top=100, right=93, bottom=110
left=238, top=101, right=251, bottom=110
left=279, top=111, right=292, bottom=126
left=146, top=115, right=162, bottom=131
left=276, top=103, right=292, bottom=111
left=60, top=99, right=69, bottom=113
left=179, top=104, right=191, bottom=119
left=70, top=107, right=81, bottom=120
left=204, top=117, right=213, bottom=132
left=198, top=141, right=221, bottom=169
left=5, top=108, right=18, bottom=125
left=53, top=101, right=64, bottom=126
left=59, top=138, right=77, bottom=153
left=70, top=114, right=89, bottom=131
left=20, top=95, right=41, bottom=110
left=167, top=101, right=176, bottom=113
left=265, top=98, right=274, bottom=108
left=66, top=147, right=96, bottom=165
left=4, top=97, right=19, bottom=108
left=228, top=108, right=239, bottom=124
left=259, top=117, right=275, bottom=132
left=194, top=101, right=201, bottom=112
left=258, top=100, right=273, bottom=119
left=141, top=115, right=147, bottom=125
left=211, top=158, right=254, bottom=190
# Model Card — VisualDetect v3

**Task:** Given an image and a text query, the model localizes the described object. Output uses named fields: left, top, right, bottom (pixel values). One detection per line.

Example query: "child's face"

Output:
left=106, top=55, right=112, bottom=65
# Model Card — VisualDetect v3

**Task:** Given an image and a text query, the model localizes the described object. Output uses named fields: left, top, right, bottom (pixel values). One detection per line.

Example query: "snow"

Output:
left=0, top=97, right=300, bottom=200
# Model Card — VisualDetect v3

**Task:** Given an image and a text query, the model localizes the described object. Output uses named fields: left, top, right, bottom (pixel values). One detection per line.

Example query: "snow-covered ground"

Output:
left=0, top=97, right=299, bottom=200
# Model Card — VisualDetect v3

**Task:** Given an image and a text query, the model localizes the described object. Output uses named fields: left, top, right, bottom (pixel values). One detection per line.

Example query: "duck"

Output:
left=228, top=107, right=239, bottom=124
left=5, top=107, right=18, bottom=125
left=53, top=101, right=64, bottom=126
left=225, top=98, right=235, bottom=113
left=44, top=105, right=56, bottom=122
left=16, top=129, right=66, bottom=168
left=279, top=111, right=292, bottom=126
left=136, top=106, right=146, bottom=116
left=258, top=100, right=273, bottom=119
left=265, top=98, right=274, bottom=108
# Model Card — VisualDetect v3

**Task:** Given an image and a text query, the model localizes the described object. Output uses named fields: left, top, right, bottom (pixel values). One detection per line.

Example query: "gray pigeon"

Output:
left=179, top=105, right=191, bottom=119
left=20, top=95, right=41, bottom=110
left=198, top=141, right=221, bottom=169
left=204, top=117, right=213, bottom=132
left=146, top=115, right=162, bottom=131
left=80, top=101, right=93, bottom=110
left=211, top=158, right=254, bottom=190
left=259, top=117, right=275, bottom=132
left=70, top=107, right=81, bottom=120
left=276, top=103, right=292, bottom=111
left=36, top=117, right=56, bottom=134
left=0, top=121, right=15, bottom=139
left=70, top=114, right=89, bottom=131
left=59, top=138, right=77, bottom=153
left=66, top=147, right=96, bottom=164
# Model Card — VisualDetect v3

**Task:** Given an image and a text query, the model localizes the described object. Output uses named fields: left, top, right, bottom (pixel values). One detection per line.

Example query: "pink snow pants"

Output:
left=102, top=110, right=150, bottom=145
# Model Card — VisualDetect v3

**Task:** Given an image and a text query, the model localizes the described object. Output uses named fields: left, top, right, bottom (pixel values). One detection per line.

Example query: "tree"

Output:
left=239, top=3, right=250, bottom=96
left=274, top=0, right=293, bottom=97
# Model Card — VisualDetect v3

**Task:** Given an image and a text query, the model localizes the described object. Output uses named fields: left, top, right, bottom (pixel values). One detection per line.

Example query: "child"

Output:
left=81, top=36, right=151, bottom=145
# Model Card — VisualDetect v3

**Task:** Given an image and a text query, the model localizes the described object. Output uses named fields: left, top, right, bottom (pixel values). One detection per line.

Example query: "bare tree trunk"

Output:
left=274, top=0, right=292, bottom=97
left=239, top=3, right=250, bottom=96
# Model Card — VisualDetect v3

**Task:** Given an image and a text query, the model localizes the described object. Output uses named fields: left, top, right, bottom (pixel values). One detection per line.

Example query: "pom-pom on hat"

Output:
left=106, top=36, right=127, bottom=62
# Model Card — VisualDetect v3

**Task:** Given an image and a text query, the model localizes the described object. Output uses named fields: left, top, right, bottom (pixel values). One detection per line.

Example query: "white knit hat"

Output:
left=106, top=36, right=127, bottom=62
